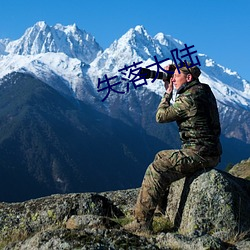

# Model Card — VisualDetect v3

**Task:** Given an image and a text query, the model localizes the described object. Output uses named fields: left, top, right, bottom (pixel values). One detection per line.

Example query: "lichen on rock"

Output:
left=165, top=169, right=250, bottom=241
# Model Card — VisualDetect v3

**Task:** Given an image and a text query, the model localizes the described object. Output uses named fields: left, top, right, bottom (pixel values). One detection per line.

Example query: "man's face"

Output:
left=172, top=69, right=188, bottom=90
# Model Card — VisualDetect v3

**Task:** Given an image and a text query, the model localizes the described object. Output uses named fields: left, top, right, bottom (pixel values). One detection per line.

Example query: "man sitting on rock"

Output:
left=124, top=62, right=222, bottom=233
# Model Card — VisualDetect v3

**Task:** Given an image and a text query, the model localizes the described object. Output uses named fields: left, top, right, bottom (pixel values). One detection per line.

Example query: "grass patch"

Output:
left=0, top=228, right=29, bottom=249
left=225, top=230, right=250, bottom=245
left=112, top=216, right=134, bottom=227
left=152, top=216, right=174, bottom=234
left=113, top=214, right=174, bottom=234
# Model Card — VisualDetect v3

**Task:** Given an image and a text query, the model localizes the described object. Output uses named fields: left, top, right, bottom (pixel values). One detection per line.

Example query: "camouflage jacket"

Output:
left=156, top=79, right=222, bottom=157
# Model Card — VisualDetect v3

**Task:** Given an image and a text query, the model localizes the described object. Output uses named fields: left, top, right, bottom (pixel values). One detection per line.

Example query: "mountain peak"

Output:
left=34, top=21, right=48, bottom=29
left=5, top=21, right=102, bottom=64
left=134, top=25, right=147, bottom=34
left=154, top=32, right=184, bottom=50
left=54, top=23, right=79, bottom=34
left=128, top=25, right=151, bottom=40
left=89, top=25, right=158, bottom=74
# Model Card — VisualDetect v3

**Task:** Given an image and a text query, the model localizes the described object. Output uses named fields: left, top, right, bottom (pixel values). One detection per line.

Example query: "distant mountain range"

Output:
left=0, top=21, right=249, bottom=201
left=0, top=72, right=167, bottom=202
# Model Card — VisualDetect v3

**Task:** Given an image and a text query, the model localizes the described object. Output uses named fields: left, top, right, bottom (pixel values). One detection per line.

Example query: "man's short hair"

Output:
left=179, top=62, right=201, bottom=79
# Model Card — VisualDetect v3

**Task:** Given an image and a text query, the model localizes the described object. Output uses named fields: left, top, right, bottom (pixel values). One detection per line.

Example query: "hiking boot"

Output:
left=124, top=219, right=152, bottom=234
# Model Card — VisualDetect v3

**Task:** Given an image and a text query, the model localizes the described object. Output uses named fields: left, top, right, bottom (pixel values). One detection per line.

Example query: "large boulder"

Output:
left=0, top=193, right=124, bottom=248
left=165, top=169, right=250, bottom=241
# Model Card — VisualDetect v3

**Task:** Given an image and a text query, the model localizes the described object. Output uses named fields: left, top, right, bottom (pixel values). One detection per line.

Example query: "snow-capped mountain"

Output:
left=0, top=22, right=249, bottom=166
left=89, top=25, right=250, bottom=110
left=0, top=21, right=103, bottom=103
left=1, top=22, right=249, bottom=110
left=87, top=25, right=250, bottom=151
left=0, top=52, right=97, bottom=102
left=4, top=21, right=102, bottom=64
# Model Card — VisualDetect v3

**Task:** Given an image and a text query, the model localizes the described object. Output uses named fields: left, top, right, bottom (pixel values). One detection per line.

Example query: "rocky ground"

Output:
left=0, top=168, right=250, bottom=249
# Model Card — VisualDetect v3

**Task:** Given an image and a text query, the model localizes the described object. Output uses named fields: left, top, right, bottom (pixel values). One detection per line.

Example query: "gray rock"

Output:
left=4, top=228, right=161, bottom=250
left=0, top=193, right=123, bottom=248
left=101, top=188, right=139, bottom=215
left=1, top=169, right=250, bottom=249
left=165, top=169, right=250, bottom=241
left=235, top=240, right=250, bottom=250
left=156, top=232, right=227, bottom=250
left=65, top=214, right=120, bottom=230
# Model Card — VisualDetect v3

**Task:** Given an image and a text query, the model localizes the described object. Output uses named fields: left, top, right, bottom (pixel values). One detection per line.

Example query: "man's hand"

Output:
left=163, top=65, right=174, bottom=94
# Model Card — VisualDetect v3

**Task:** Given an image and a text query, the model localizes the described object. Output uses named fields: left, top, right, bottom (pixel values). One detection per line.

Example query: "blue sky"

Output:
left=1, top=0, right=250, bottom=81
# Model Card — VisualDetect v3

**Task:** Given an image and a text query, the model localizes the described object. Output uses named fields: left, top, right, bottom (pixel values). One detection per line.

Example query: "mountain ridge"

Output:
left=1, top=21, right=249, bottom=148
left=4, top=21, right=102, bottom=64
left=0, top=72, right=169, bottom=202
left=1, top=22, right=249, bottom=108
left=0, top=22, right=249, bottom=201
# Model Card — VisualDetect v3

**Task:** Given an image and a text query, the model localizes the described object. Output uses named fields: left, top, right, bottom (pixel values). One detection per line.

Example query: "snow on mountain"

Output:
left=0, top=52, right=98, bottom=103
left=0, top=22, right=103, bottom=103
left=0, top=22, right=249, bottom=164
left=88, top=25, right=184, bottom=99
left=154, top=32, right=184, bottom=51
left=5, top=21, right=102, bottom=64
left=89, top=25, right=250, bottom=110
left=89, top=25, right=158, bottom=77
left=0, top=39, right=9, bottom=55
left=87, top=26, right=250, bottom=148
left=0, top=22, right=249, bottom=111
left=197, top=55, right=250, bottom=109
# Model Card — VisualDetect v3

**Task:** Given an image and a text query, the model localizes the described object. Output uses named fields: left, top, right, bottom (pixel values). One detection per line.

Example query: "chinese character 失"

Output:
left=97, top=74, right=124, bottom=102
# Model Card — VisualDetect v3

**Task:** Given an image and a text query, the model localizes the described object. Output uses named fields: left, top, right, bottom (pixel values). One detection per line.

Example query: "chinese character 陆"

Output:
left=180, top=44, right=201, bottom=68
left=170, top=44, right=201, bottom=73
left=170, top=48, right=185, bottom=74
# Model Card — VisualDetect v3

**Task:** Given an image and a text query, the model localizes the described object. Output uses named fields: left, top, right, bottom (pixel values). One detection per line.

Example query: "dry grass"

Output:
left=225, top=230, right=250, bottom=245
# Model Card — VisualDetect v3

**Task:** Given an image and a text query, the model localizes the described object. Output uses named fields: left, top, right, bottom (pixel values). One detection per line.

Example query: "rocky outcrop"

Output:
left=1, top=169, right=250, bottom=249
left=229, top=158, right=250, bottom=180
left=165, top=169, right=250, bottom=240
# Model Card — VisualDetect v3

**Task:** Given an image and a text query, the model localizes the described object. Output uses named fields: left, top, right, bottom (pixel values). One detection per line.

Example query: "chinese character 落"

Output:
left=118, top=61, right=147, bottom=92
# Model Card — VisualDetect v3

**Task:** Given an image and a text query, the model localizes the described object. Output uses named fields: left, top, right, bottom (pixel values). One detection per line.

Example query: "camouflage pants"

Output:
left=134, top=149, right=220, bottom=223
